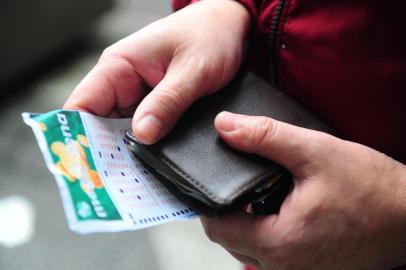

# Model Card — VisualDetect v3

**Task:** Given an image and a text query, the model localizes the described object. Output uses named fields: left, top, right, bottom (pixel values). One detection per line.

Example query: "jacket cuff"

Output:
left=172, top=0, right=200, bottom=11
left=172, top=0, right=258, bottom=20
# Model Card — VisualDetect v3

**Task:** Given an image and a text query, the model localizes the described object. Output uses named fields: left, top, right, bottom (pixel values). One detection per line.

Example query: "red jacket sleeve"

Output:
left=171, top=0, right=199, bottom=11
left=171, top=0, right=259, bottom=19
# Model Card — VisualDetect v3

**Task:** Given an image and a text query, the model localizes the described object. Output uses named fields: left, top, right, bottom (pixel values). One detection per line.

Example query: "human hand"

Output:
left=64, top=0, right=249, bottom=144
left=202, top=112, right=406, bottom=270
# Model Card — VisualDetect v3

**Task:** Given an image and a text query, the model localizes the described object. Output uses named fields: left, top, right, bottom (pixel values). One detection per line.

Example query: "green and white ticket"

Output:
left=23, top=110, right=196, bottom=234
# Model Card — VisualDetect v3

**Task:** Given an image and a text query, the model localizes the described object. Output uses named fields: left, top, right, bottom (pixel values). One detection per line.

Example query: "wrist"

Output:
left=199, top=0, right=251, bottom=38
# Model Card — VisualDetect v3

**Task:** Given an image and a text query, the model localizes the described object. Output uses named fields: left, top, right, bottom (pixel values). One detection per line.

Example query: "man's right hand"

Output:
left=64, top=0, right=250, bottom=144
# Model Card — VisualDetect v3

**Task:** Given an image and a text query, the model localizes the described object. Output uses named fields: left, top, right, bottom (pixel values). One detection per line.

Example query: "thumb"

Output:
left=214, top=112, right=336, bottom=174
left=132, top=59, right=211, bottom=144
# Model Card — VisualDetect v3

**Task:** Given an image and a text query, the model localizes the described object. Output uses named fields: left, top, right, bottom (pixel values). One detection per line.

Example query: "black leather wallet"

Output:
left=125, top=72, right=334, bottom=215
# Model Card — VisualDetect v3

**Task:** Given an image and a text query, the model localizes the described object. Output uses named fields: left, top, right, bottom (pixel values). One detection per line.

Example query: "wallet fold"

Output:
left=126, top=72, right=335, bottom=215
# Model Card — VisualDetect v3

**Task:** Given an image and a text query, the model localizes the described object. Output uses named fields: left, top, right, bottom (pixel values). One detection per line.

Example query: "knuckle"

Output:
left=315, top=132, right=334, bottom=147
left=99, top=45, right=119, bottom=62
left=194, top=57, right=211, bottom=76
left=175, top=54, right=211, bottom=92
left=154, top=87, right=188, bottom=115
left=311, top=132, right=339, bottom=157
left=247, top=117, right=276, bottom=148
left=99, top=46, right=133, bottom=68
left=226, top=238, right=244, bottom=251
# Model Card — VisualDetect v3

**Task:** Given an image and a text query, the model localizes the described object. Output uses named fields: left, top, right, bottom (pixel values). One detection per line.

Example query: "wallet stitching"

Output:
left=232, top=171, right=273, bottom=198
left=158, top=155, right=223, bottom=202
left=159, top=155, right=275, bottom=204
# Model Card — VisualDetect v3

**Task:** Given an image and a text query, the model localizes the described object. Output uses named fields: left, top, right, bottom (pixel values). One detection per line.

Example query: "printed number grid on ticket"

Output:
left=23, top=110, right=196, bottom=234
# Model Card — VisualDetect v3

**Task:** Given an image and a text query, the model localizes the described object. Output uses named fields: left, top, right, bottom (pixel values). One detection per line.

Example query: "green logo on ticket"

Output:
left=26, top=110, right=121, bottom=222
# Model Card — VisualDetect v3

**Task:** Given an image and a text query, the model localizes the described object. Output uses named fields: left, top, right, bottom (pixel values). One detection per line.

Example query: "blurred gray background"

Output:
left=0, top=1, right=240, bottom=269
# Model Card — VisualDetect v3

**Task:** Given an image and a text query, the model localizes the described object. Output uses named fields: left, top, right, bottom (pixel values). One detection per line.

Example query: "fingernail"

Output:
left=216, top=111, right=238, bottom=132
left=135, top=114, right=162, bottom=144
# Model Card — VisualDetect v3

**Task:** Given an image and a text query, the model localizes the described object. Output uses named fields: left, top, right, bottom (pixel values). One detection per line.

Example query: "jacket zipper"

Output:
left=269, top=0, right=286, bottom=85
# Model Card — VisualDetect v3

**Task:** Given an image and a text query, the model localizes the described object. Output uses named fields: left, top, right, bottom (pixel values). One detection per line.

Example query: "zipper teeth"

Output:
left=269, top=0, right=285, bottom=85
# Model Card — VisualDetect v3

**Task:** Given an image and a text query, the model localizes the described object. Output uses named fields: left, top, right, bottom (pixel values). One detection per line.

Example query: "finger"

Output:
left=64, top=52, right=145, bottom=117
left=64, top=27, right=170, bottom=117
left=227, top=250, right=260, bottom=268
left=214, top=111, right=337, bottom=175
left=132, top=56, right=209, bottom=144
left=200, top=213, right=275, bottom=255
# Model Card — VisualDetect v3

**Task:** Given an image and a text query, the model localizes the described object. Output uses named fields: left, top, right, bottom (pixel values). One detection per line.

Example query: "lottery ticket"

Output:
left=22, top=110, right=196, bottom=234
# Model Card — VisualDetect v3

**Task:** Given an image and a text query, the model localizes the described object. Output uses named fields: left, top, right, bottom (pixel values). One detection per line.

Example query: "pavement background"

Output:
left=0, top=1, right=241, bottom=269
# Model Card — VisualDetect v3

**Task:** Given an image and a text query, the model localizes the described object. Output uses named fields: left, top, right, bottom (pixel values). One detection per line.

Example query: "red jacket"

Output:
left=173, top=0, right=406, bottom=164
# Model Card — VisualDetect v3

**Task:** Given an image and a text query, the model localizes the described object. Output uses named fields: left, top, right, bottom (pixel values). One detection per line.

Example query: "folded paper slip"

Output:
left=126, top=72, right=335, bottom=215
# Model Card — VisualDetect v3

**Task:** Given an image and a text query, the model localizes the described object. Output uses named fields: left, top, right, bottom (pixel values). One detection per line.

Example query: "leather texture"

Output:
left=126, top=72, right=335, bottom=214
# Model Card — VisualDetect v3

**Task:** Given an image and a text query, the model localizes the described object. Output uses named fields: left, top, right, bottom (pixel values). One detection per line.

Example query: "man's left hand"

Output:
left=202, top=112, right=406, bottom=270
